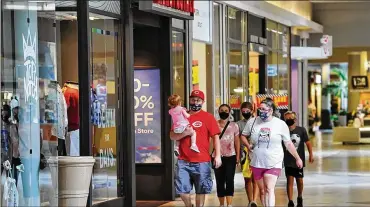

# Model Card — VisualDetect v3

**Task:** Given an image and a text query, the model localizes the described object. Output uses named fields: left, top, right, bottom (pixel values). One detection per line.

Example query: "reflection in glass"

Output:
left=227, top=7, right=242, bottom=41
left=90, top=15, right=119, bottom=204
left=213, top=3, right=221, bottom=110
left=278, top=53, right=288, bottom=94
left=172, top=31, right=185, bottom=100
left=267, top=52, right=278, bottom=94
left=228, top=43, right=243, bottom=120
left=249, top=51, right=260, bottom=105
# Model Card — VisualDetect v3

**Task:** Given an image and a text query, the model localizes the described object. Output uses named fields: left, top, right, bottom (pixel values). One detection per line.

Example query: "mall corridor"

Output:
left=161, top=133, right=370, bottom=207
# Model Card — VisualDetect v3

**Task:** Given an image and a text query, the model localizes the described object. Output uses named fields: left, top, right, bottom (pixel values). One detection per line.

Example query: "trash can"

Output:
left=48, top=156, right=95, bottom=207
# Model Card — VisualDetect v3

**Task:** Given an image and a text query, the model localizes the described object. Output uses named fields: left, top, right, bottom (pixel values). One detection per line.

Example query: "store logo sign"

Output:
left=22, top=28, right=38, bottom=103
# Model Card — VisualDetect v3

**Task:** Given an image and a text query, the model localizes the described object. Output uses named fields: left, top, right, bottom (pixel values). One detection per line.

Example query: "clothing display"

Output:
left=48, top=83, right=68, bottom=139
left=66, top=129, right=79, bottom=156
left=63, top=82, right=79, bottom=132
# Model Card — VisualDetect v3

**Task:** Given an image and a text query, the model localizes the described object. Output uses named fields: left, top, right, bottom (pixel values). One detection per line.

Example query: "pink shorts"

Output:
left=251, top=167, right=281, bottom=180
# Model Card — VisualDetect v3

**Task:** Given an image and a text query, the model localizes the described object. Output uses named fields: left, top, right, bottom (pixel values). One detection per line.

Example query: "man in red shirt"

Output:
left=170, top=90, right=222, bottom=207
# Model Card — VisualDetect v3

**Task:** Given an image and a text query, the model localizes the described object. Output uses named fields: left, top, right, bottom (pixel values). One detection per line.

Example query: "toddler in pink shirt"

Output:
left=168, top=95, right=199, bottom=156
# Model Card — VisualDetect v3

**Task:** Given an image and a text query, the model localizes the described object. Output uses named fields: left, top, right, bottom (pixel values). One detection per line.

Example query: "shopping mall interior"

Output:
left=1, top=1, right=370, bottom=207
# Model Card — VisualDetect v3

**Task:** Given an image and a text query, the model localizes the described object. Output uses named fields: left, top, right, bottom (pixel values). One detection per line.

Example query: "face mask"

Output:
left=219, top=112, right=230, bottom=120
left=190, top=104, right=202, bottom=112
left=285, top=119, right=295, bottom=126
left=258, top=110, right=270, bottom=121
left=242, top=112, right=252, bottom=120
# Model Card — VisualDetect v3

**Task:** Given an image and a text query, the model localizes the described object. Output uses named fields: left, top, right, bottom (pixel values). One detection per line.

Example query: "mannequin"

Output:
left=63, top=82, right=80, bottom=156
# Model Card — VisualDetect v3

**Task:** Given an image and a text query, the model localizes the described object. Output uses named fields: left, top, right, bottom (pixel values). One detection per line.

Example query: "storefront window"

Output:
left=90, top=15, right=119, bottom=204
left=278, top=53, right=288, bottom=94
left=227, top=7, right=242, bottom=41
left=228, top=43, right=243, bottom=113
left=172, top=31, right=185, bottom=100
left=267, top=52, right=278, bottom=94
left=213, top=3, right=221, bottom=110
left=192, top=41, right=212, bottom=112
left=266, top=20, right=290, bottom=95
left=1, top=1, right=61, bottom=206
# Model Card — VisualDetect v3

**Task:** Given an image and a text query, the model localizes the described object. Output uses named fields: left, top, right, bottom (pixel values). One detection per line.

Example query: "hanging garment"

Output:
left=63, top=83, right=79, bottom=131
left=50, top=84, right=68, bottom=139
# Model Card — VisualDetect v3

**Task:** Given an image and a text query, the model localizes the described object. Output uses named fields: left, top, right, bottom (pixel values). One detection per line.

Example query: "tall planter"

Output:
left=48, top=156, right=95, bottom=207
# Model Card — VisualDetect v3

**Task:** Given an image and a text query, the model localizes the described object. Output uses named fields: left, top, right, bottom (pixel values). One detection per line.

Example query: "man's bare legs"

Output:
left=180, top=194, right=192, bottom=207
left=195, top=194, right=206, bottom=207
left=286, top=176, right=294, bottom=201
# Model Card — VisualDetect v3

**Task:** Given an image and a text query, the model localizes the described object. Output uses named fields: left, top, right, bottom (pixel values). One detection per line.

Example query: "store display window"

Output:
left=90, top=15, right=120, bottom=204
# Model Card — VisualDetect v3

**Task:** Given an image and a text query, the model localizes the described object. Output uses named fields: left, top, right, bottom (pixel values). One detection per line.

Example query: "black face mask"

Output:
left=285, top=119, right=295, bottom=126
left=189, top=103, right=202, bottom=112
left=219, top=112, right=230, bottom=120
left=242, top=112, right=252, bottom=120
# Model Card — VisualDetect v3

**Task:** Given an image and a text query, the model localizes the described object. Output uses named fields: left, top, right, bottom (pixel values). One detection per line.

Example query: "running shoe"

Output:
left=250, top=201, right=258, bottom=207
left=288, top=200, right=295, bottom=207
left=297, top=197, right=303, bottom=207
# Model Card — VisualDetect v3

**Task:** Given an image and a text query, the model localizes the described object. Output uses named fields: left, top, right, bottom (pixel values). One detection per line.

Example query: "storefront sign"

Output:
left=256, top=94, right=289, bottom=109
left=192, top=1, right=211, bottom=42
left=139, top=0, right=194, bottom=20
left=230, top=95, right=241, bottom=109
left=134, top=68, right=162, bottom=163
left=352, top=76, right=368, bottom=89
left=267, top=65, right=278, bottom=77
left=321, top=35, right=333, bottom=56
left=250, top=35, right=267, bottom=45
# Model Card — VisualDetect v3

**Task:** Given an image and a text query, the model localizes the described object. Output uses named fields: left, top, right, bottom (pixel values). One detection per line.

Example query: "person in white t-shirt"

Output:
left=240, top=98, right=303, bottom=207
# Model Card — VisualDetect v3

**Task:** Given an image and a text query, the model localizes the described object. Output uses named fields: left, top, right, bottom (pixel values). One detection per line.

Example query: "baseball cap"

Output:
left=190, top=90, right=205, bottom=100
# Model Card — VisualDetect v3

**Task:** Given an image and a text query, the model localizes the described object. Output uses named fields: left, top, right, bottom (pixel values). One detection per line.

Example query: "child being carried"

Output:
left=168, top=95, right=199, bottom=156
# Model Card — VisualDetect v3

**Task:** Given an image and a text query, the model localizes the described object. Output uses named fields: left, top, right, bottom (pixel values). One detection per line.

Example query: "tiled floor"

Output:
left=160, top=132, right=370, bottom=206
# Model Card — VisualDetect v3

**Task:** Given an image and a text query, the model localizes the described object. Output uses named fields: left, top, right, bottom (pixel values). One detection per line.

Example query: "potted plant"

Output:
left=338, top=109, right=347, bottom=126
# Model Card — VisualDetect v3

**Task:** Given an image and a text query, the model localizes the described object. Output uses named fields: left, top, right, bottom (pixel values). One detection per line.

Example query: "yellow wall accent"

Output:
left=310, top=47, right=370, bottom=64
left=267, top=1, right=312, bottom=20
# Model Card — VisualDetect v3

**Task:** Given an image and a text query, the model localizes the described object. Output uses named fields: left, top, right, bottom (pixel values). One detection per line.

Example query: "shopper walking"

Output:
left=237, top=102, right=259, bottom=207
left=283, top=111, right=314, bottom=207
left=213, top=104, right=240, bottom=207
left=240, top=98, right=303, bottom=207
left=170, top=90, right=222, bottom=207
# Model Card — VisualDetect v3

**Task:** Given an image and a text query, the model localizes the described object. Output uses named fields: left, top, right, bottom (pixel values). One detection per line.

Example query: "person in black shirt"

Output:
left=283, top=111, right=314, bottom=207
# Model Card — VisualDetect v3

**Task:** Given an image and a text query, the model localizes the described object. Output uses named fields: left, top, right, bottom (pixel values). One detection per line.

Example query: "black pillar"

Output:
left=121, top=0, right=136, bottom=206
left=77, top=0, right=92, bottom=206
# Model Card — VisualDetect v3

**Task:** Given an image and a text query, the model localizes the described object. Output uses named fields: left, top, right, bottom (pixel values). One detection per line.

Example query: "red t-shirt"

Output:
left=177, top=110, right=220, bottom=162
left=63, top=87, right=79, bottom=131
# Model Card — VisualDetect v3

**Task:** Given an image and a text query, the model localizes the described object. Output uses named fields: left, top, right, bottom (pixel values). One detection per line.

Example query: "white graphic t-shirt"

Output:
left=242, top=117, right=290, bottom=169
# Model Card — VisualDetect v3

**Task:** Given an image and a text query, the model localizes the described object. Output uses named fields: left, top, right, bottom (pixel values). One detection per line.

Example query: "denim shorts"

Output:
left=175, top=160, right=213, bottom=194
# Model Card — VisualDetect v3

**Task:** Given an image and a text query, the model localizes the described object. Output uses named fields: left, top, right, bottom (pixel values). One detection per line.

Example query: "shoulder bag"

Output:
left=211, top=121, right=230, bottom=169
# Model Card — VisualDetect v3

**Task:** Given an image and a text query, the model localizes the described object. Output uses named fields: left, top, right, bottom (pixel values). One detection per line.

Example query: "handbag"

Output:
left=240, top=118, right=257, bottom=177
left=211, top=121, right=230, bottom=169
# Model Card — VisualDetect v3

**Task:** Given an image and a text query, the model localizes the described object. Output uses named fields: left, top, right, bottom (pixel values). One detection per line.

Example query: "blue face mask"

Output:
left=190, top=103, right=202, bottom=112
left=259, top=110, right=270, bottom=121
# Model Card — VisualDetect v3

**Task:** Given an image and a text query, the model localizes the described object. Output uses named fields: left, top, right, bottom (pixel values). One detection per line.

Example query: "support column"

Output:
left=320, top=63, right=332, bottom=129
left=348, top=51, right=368, bottom=112
left=300, top=31, right=309, bottom=130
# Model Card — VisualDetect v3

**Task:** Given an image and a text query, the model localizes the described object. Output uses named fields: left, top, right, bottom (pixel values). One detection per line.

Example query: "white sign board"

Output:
left=320, top=35, right=333, bottom=57
left=192, top=1, right=211, bottom=42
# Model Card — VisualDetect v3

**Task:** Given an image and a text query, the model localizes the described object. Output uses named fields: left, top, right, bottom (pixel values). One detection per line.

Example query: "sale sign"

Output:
left=134, top=68, right=162, bottom=163
left=256, top=94, right=289, bottom=109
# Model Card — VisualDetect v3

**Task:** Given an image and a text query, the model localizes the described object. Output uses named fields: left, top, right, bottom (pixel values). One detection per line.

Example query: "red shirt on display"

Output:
left=177, top=110, right=220, bottom=163
left=63, top=87, right=79, bottom=131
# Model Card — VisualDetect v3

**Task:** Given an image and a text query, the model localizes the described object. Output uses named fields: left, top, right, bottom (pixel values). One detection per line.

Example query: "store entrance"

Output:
left=132, top=10, right=174, bottom=201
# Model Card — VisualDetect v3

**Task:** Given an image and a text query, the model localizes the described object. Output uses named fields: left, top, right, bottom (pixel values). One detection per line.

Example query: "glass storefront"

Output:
left=226, top=7, right=248, bottom=121
left=266, top=20, right=290, bottom=94
left=1, top=1, right=121, bottom=206
left=90, top=15, right=120, bottom=204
